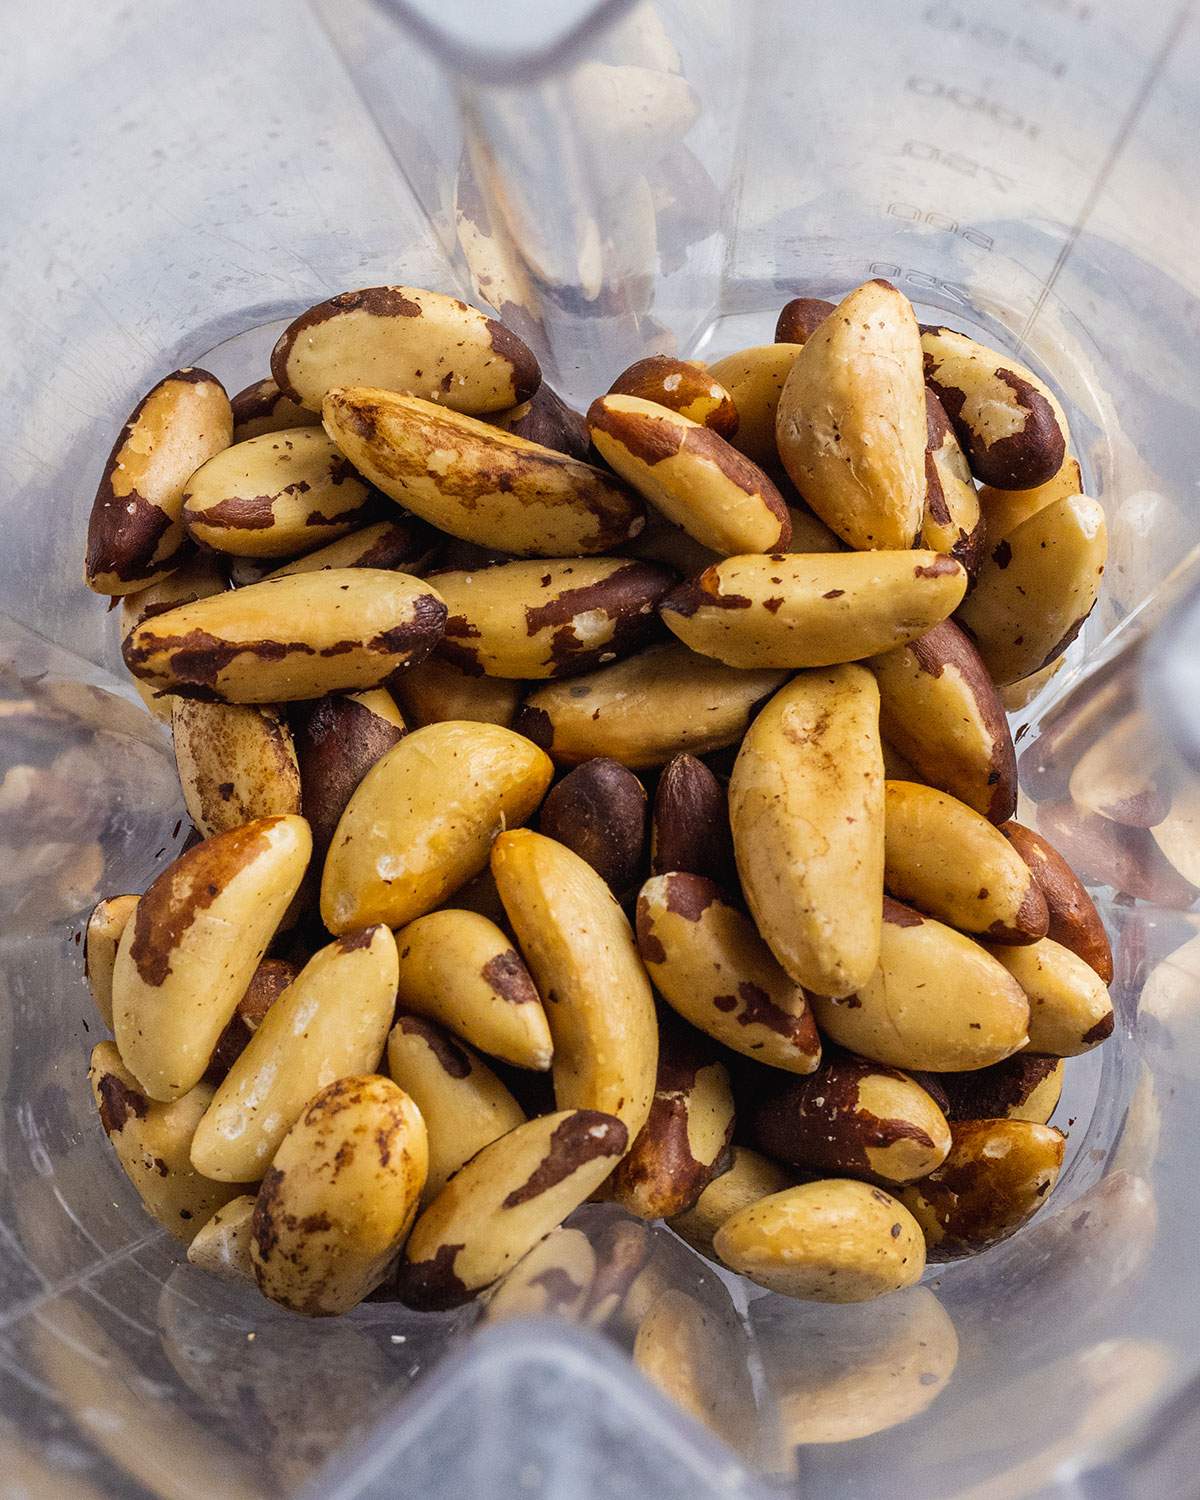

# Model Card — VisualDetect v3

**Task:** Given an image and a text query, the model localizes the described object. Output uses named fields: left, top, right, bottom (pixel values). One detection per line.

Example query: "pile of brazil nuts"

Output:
left=81, top=277, right=1114, bottom=1318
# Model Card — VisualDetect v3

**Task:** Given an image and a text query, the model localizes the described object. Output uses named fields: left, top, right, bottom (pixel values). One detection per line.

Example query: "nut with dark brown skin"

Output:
left=271, top=284, right=541, bottom=415
left=391, top=655, right=520, bottom=729
left=1001, top=820, right=1114, bottom=982
left=230, top=376, right=322, bottom=442
left=933, top=1054, right=1064, bottom=1125
left=746, top=1051, right=952, bottom=1186
left=868, top=619, right=1017, bottom=824
left=86, top=368, right=233, bottom=595
left=608, top=355, right=738, bottom=438
left=291, top=688, right=406, bottom=859
left=489, top=384, right=591, bottom=461
left=207, top=957, right=300, bottom=1081
left=539, top=758, right=647, bottom=892
left=774, top=296, right=836, bottom=345
left=651, top=752, right=735, bottom=884
left=610, top=1011, right=735, bottom=1220
left=897, top=1118, right=1065, bottom=1259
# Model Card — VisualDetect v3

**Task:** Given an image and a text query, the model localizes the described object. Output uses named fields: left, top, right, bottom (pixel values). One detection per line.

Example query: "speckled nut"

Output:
left=884, top=780, right=1048, bottom=943
left=323, top=387, right=643, bottom=556
left=868, top=619, right=1017, bottom=823
left=986, top=937, right=1114, bottom=1056
left=810, top=899, right=1030, bottom=1072
left=123, top=568, right=447, bottom=704
left=921, top=326, right=1069, bottom=490
left=633, top=1286, right=755, bottom=1448
left=650, top=752, right=734, bottom=884
left=635, top=873, right=821, bottom=1072
left=266, top=516, right=438, bottom=579
left=488, top=384, right=591, bottom=461
left=492, top=828, right=658, bottom=1137
left=387, top=1014, right=526, bottom=1200
left=89, top=1042, right=248, bottom=1243
left=729, top=667, right=884, bottom=997
left=271, top=285, right=540, bottom=415
left=587, top=393, right=790, bottom=555
left=608, top=356, right=739, bottom=438
left=320, top=721, right=552, bottom=933
left=482, top=1226, right=597, bottom=1324
left=667, top=1147, right=793, bottom=1257
left=391, top=655, right=520, bottom=729
left=922, top=391, right=985, bottom=577
left=897, top=1118, right=1065, bottom=1258
left=774, top=296, right=837, bottom=345
left=112, top=815, right=311, bottom=1101
left=660, top=550, right=966, bottom=669
left=432, top=557, right=673, bottom=679
left=747, top=1052, right=952, bottom=1185
left=181, top=429, right=378, bottom=559
left=611, top=1013, right=735, bottom=1220
left=955, top=494, right=1107, bottom=685
left=170, top=700, right=301, bottom=839
left=290, top=689, right=406, bottom=860
left=398, top=1108, right=627, bottom=1309
left=84, top=894, right=138, bottom=1028
left=977, top=456, right=1083, bottom=544
left=251, top=1074, right=428, bottom=1317
left=394, top=909, right=551, bottom=1069
left=1001, top=821, right=1113, bottom=982
left=187, top=1195, right=257, bottom=1280
left=935, top=1054, right=1064, bottom=1125
left=775, top=280, right=926, bottom=552
left=706, top=344, right=803, bottom=469
left=85, top=369, right=233, bottom=595
left=538, top=758, right=647, bottom=892
left=207, top=957, right=300, bottom=1080
left=191, top=926, right=398, bottom=1182
left=516, top=642, right=788, bottom=768
left=713, top=1179, right=926, bottom=1301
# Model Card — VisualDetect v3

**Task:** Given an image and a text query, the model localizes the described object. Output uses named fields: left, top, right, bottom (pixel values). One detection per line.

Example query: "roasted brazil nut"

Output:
left=1001, top=820, right=1113, bottom=982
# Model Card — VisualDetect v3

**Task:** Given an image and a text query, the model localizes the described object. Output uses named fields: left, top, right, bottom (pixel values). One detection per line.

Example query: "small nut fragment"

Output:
left=187, top=1195, right=257, bottom=1281
left=538, top=758, right=647, bottom=891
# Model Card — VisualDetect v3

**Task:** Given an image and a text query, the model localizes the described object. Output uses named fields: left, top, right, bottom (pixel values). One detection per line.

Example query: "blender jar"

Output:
left=2, top=0, right=1199, bottom=1495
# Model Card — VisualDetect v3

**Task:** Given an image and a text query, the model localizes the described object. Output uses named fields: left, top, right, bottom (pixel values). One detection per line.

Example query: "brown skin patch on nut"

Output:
left=484, top=318, right=542, bottom=404
left=936, top=1054, right=1060, bottom=1122
left=538, top=758, right=646, bottom=890
left=651, top=753, right=734, bottom=882
left=500, top=1110, right=627, bottom=1208
left=635, top=898, right=668, bottom=966
left=97, top=1072, right=149, bottom=1135
left=292, top=694, right=406, bottom=858
left=481, top=949, right=540, bottom=1005
left=774, top=297, right=836, bottom=344
left=924, top=451, right=952, bottom=526
left=522, top=562, right=674, bottom=675
left=396, top=1013, right=472, bottom=1079
left=912, top=556, right=959, bottom=580
left=883, top=897, right=925, bottom=928
left=662, top=871, right=721, bottom=922
left=513, top=704, right=554, bottom=750
left=502, top=385, right=591, bottom=461
left=984, top=879, right=1049, bottom=945
left=251, top=1166, right=286, bottom=1262
left=1001, top=821, right=1113, bottom=982
left=396, top=1241, right=471, bottom=1311
left=129, top=818, right=275, bottom=986
left=659, top=570, right=753, bottom=619
left=1082, top=1012, right=1115, bottom=1046
left=924, top=354, right=1065, bottom=490
left=586, top=399, right=683, bottom=465
left=925, top=388, right=955, bottom=449
left=186, top=494, right=281, bottom=531
left=608, top=356, right=738, bottom=439
left=713, top=981, right=818, bottom=1046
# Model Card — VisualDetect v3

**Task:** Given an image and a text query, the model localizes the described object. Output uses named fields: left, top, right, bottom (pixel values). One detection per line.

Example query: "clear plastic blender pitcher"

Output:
left=2, top=0, right=1199, bottom=1494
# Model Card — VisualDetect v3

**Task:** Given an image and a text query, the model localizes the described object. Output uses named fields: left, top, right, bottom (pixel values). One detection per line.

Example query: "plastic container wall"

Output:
left=3, top=0, right=1200, bottom=1496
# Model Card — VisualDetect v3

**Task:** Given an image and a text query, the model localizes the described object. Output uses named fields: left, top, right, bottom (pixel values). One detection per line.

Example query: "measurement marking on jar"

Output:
left=922, top=4, right=1070, bottom=76
left=885, top=204, right=995, bottom=250
left=901, top=140, right=1014, bottom=192
left=906, top=77, right=1042, bottom=139
left=867, top=266, right=973, bottom=305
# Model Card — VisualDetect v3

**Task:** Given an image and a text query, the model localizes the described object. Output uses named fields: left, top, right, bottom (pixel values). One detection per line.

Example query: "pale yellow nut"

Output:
left=884, top=780, right=1048, bottom=942
left=729, top=666, right=884, bottom=996
left=515, top=641, right=788, bottom=768
left=387, top=1014, right=526, bottom=1201
left=667, top=1147, right=793, bottom=1257
left=118, top=552, right=228, bottom=641
left=633, top=1286, right=755, bottom=1448
left=586, top=392, right=790, bottom=555
left=89, top=1042, right=250, bottom=1243
left=999, top=658, right=1064, bottom=712
left=123, top=568, right=448, bottom=704
left=482, top=1227, right=597, bottom=1324
left=321, top=721, right=553, bottom=934
left=811, top=899, right=1030, bottom=1072
left=398, top=1108, right=629, bottom=1308
left=171, top=699, right=301, bottom=839
left=956, top=493, right=1107, bottom=685
left=661, top=550, right=966, bottom=669
left=395, top=909, right=552, bottom=1069
left=323, top=387, right=643, bottom=556
left=182, top=428, right=376, bottom=558
left=776, top=280, right=926, bottom=551
left=492, top=828, right=658, bottom=1138
left=706, top=343, right=802, bottom=469
left=84, top=893, right=138, bottom=1029
left=230, top=376, right=323, bottom=441
left=271, top=284, right=541, bottom=415
left=186, top=1195, right=256, bottom=1281
left=85, top=369, right=233, bottom=595
left=251, top=1074, right=428, bottom=1317
left=978, top=457, right=1083, bottom=543
left=391, top=654, right=521, bottom=729
left=265, top=516, right=437, bottom=578
left=635, top=873, right=821, bottom=1072
left=432, top=557, right=672, bottom=679
left=191, top=926, right=398, bottom=1182
left=714, top=1179, right=926, bottom=1302
left=898, top=1119, right=1064, bottom=1258
left=112, top=815, right=311, bottom=1101
left=987, top=937, right=1114, bottom=1056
